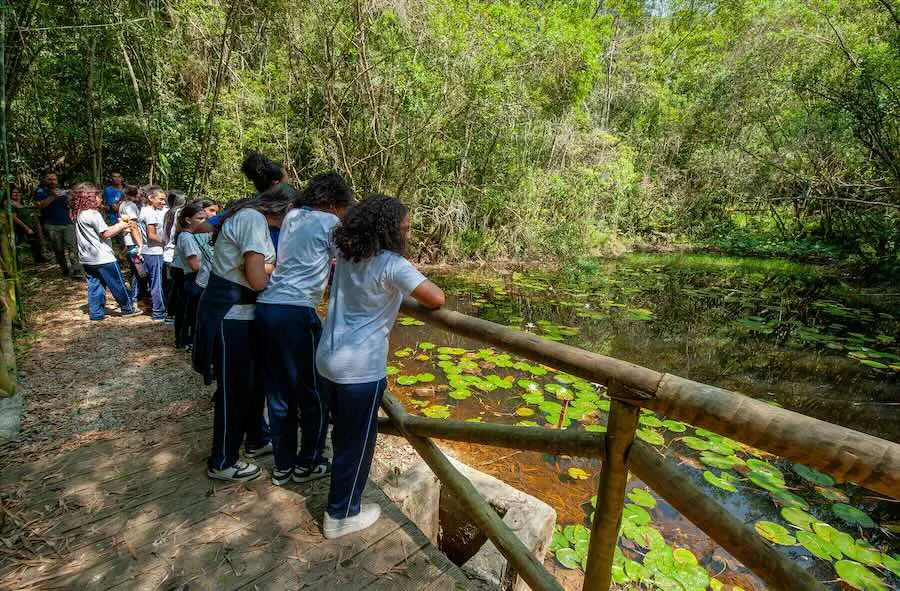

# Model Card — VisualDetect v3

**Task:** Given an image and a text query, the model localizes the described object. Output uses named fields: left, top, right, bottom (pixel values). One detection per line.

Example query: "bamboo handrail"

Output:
left=380, top=392, right=565, bottom=591
left=376, top=411, right=830, bottom=591
left=583, top=396, right=637, bottom=591
left=375, top=415, right=606, bottom=458
left=401, top=298, right=900, bottom=498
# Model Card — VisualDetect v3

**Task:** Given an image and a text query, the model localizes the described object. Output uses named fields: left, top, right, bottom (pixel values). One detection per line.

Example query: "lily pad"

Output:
left=515, top=407, right=535, bottom=417
left=584, top=424, right=607, bottom=433
left=626, top=487, right=657, bottom=508
left=681, top=436, right=711, bottom=451
left=781, top=507, right=816, bottom=531
left=550, top=528, right=569, bottom=552
left=661, top=420, right=687, bottom=433
left=797, top=530, right=840, bottom=560
left=883, top=553, right=900, bottom=577
left=748, top=469, right=786, bottom=492
left=639, top=415, right=664, bottom=428
left=622, top=504, right=652, bottom=526
left=415, top=373, right=435, bottom=383
left=396, top=375, right=418, bottom=386
left=418, top=342, right=435, bottom=350
left=555, top=547, right=581, bottom=570
left=421, top=405, right=450, bottom=419
left=832, top=504, right=876, bottom=528
left=386, top=366, right=400, bottom=376
left=746, top=459, right=783, bottom=480
left=448, top=389, right=471, bottom=400
left=636, top=428, right=665, bottom=446
left=769, top=488, right=810, bottom=510
left=703, top=470, right=737, bottom=492
left=754, top=521, right=796, bottom=545
left=521, top=392, right=545, bottom=404
left=567, top=467, right=590, bottom=480
left=517, top=379, right=541, bottom=392
left=793, top=464, right=835, bottom=487
left=700, top=452, right=742, bottom=470
left=815, top=486, right=849, bottom=502
left=834, top=560, right=888, bottom=591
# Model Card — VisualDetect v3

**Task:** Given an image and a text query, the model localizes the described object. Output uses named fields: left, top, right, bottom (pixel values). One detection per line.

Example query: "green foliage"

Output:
left=6, top=0, right=899, bottom=261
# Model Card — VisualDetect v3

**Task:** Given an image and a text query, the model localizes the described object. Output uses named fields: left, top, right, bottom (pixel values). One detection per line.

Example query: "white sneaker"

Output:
left=207, top=460, right=261, bottom=482
left=244, top=442, right=273, bottom=458
left=323, top=503, right=381, bottom=539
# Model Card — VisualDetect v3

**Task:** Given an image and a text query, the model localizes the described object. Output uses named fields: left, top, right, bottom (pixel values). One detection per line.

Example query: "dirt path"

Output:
left=1, top=263, right=212, bottom=471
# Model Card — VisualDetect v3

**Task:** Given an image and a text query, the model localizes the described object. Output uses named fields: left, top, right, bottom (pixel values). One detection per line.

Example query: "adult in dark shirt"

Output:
left=35, top=172, right=81, bottom=278
left=103, top=170, right=126, bottom=225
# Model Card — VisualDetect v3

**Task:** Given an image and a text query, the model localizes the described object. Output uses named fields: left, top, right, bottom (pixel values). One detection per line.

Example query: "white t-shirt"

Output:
left=139, top=206, right=167, bottom=256
left=175, top=231, right=211, bottom=274
left=119, top=201, right=140, bottom=247
left=258, top=208, right=338, bottom=307
left=316, top=251, right=426, bottom=384
left=210, top=209, right=275, bottom=320
left=75, top=209, right=117, bottom=265
left=163, top=206, right=181, bottom=263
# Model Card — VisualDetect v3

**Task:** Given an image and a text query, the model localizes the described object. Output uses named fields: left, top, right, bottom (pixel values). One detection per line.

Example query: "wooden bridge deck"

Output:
left=0, top=419, right=471, bottom=591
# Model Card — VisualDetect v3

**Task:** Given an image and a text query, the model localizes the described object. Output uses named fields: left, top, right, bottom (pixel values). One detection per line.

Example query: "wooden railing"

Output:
left=376, top=298, right=900, bottom=591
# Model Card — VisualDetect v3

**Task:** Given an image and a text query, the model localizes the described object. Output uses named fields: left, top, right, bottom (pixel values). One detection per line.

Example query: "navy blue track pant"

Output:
left=256, top=303, right=328, bottom=471
left=322, top=377, right=386, bottom=519
left=208, top=317, right=270, bottom=470
left=143, top=254, right=166, bottom=320
left=180, top=273, right=201, bottom=348
left=83, top=262, right=134, bottom=320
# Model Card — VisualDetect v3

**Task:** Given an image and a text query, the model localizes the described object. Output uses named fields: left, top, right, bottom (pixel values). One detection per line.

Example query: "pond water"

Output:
left=386, top=253, right=899, bottom=591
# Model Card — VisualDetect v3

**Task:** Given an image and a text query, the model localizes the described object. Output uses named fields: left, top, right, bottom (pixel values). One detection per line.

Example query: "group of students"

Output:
left=70, top=152, right=445, bottom=540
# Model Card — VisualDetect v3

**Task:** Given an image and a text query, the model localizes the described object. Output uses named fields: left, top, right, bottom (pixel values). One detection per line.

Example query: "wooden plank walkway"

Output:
left=0, top=419, right=472, bottom=591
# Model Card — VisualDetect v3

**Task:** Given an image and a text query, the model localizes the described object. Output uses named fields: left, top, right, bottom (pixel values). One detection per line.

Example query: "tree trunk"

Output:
left=85, top=36, right=100, bottom=185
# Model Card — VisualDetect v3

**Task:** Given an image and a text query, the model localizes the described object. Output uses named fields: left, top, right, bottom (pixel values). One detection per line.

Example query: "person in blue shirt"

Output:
left=34, top=172, right=81, bottom=278
left=103, top=170, right=126, bottom=225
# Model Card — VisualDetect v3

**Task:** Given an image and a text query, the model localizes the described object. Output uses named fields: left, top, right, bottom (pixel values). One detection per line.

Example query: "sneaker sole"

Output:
left=207, top=469, right=262, bottom=482
left=292, top=471, right=331, bottom=484
left=272, top=474, right=293, bottom=486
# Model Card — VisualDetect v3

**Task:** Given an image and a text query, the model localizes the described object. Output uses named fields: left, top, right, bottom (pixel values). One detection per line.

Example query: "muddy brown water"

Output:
left=386, top=254, right=899, bottom=591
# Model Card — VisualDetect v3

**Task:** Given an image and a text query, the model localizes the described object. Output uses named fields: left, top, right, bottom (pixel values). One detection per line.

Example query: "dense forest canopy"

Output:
left=4, top=0, right=899, bottom=262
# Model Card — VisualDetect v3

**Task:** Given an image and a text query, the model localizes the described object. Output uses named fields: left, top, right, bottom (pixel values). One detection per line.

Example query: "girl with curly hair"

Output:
left=194, top=182, right=295, bottom=482
left=315, top=194, right=444, bottom=538
left=256, top=172, right=355, bottom=486
left=70, top=183, right=141, bottom=321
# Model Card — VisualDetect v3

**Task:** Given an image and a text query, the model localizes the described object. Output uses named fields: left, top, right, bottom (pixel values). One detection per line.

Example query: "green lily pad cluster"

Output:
left=397, top=315, right=425, bottom=327
left=553, top=491, right=719, bottom=591
left=753, top=506, right=896, bottom=591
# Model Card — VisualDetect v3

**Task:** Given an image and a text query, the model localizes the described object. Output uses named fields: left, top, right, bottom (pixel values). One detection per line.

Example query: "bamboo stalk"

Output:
left=583, top=396, right=638, bottom=591
left=627, top=443, right=829, bottom=591
left=376, top=415, right=605, bottom=458
left=380, top=392, right=565, bottom=591
left=401, top=298, right=900, bottom=498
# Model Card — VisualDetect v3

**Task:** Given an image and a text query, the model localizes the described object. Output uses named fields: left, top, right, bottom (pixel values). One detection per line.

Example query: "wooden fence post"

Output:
left=583, top=387, right=639, bottom=591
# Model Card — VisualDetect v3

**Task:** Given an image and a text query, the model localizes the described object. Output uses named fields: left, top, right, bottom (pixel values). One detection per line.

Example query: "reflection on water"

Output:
left=386, top=253, right=899, bottom=591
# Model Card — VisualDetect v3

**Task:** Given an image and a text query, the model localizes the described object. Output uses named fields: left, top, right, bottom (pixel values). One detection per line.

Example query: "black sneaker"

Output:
left=272, top=467, right=293, bottom=486
left=292, top=459, right=332, bottom=483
